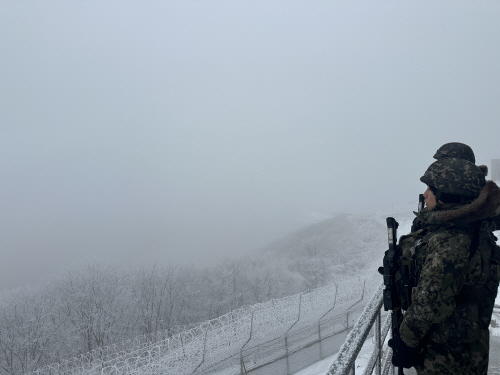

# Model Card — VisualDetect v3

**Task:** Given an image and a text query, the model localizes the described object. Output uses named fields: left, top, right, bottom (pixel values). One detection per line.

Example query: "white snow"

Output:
left=293, top=338, right=376, bottom=375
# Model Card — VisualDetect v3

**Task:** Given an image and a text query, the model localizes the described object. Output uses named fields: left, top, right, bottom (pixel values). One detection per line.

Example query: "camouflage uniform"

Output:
left=397, top=158, right=500, bottom=375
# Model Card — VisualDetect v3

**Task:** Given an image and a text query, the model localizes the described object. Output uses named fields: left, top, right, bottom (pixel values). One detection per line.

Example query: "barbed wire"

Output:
left=32, top=277, right=365, bottom=375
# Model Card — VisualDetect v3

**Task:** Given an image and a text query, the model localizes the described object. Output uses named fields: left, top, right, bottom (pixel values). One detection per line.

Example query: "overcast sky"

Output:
left=2, top=1, right=500, bottom=290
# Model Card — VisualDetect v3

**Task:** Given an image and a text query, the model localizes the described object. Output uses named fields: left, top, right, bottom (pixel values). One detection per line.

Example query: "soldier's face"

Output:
left=423, top=186, right=437, bottom=210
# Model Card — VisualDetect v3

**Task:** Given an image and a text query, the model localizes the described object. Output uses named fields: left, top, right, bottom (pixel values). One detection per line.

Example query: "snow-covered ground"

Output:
left=292, top=352, right=337, bottom=375
left=296, top=303, right=500, bottom=375
left=293, top=337, right=377, bottom=375
left=294, top=300, right=500, bottom=375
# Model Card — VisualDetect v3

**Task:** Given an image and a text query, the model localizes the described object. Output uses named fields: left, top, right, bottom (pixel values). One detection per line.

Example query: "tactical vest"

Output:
left=461, top=228, right=500, bottom=331
left=398, top=224, right=500, bottom=346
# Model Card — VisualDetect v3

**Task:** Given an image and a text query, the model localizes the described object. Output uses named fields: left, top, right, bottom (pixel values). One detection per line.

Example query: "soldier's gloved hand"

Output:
left=388, top=335, right=422, bottom=368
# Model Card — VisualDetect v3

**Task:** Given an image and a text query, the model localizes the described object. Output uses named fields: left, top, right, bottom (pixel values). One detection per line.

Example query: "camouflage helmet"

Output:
left=420, top=157, right=485, bottom=199
left=433, top=142, right=475, bottom=164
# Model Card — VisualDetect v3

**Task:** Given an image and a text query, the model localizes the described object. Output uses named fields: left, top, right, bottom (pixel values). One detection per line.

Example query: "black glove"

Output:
left=388, top=335, right=422, bottom=369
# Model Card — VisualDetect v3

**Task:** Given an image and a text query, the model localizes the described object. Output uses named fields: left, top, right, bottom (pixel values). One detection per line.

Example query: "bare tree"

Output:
left=130, top=264, right=189, bottom=336
left=57, top=264, right=130, bottom=354
left=0, top=284, right=64, bottom=374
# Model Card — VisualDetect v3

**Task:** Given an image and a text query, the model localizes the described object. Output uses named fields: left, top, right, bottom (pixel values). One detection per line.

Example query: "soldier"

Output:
left=389, top=156, right=500, bottom=374
left=411, top=142, right=490, bottom=232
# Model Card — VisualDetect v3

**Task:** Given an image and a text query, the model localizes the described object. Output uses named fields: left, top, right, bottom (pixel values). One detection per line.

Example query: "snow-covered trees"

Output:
left=0, top=285, right=63, bottom=374
left=0, top=257, right=315, bottom=373
left=130, top=264, right=188, bottom=335
left=58, top=264, right=131, bottom=353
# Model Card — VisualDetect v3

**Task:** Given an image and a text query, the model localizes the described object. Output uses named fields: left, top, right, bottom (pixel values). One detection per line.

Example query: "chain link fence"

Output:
left=32, top=277, right=367, bottom=375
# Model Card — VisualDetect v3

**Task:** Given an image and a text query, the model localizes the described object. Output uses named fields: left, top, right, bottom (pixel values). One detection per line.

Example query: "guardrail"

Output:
left=327, top=285, right=500, bottom=375
left=327, top=282, right=394, bottom=375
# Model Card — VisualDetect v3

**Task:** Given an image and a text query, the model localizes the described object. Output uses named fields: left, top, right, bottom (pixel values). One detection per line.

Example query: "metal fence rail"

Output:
left=327, top=285, right=500, bottom=375
left=327, top=282, right=394, bottom=375
left=201, top=302, right=365, bottom=375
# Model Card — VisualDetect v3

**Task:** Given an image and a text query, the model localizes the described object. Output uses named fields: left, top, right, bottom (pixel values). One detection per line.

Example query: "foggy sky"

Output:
left=2, top=1, right=500, bottom=290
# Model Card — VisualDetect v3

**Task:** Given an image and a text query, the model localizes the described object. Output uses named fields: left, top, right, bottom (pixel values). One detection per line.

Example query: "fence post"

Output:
left=180, top=334, right=186, bottom=358
left=346, top=311, right=350, bottom=329
left=192, top=329, right=208, bottom=374
left=375, top=311, right=381, bottom=375
left=240, top=356, right=248, bottom=375
left=318, top=283, right=338, bottom=361
left=318, top=320, right=323, bottom=360
left=240, top=309, right=254, bottom=375
left=285, top=334, right=290, bottom=375
left=286, top=293, right=303, bottom=375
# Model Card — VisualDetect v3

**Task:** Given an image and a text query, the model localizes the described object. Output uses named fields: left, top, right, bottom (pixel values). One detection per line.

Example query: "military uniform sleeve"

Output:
left=399, top=230, right=471, bottom=347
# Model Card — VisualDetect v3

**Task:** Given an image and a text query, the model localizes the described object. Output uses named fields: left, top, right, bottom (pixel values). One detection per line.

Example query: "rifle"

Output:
left=381, top=217, right=405, bottom=375
left=417, top=193, right=425, bottom=213
left=410, top=194, right=425, bottom=232
left=380, top=197, right=424, bottom=372
left=401, top=194, right=425, bottom=306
